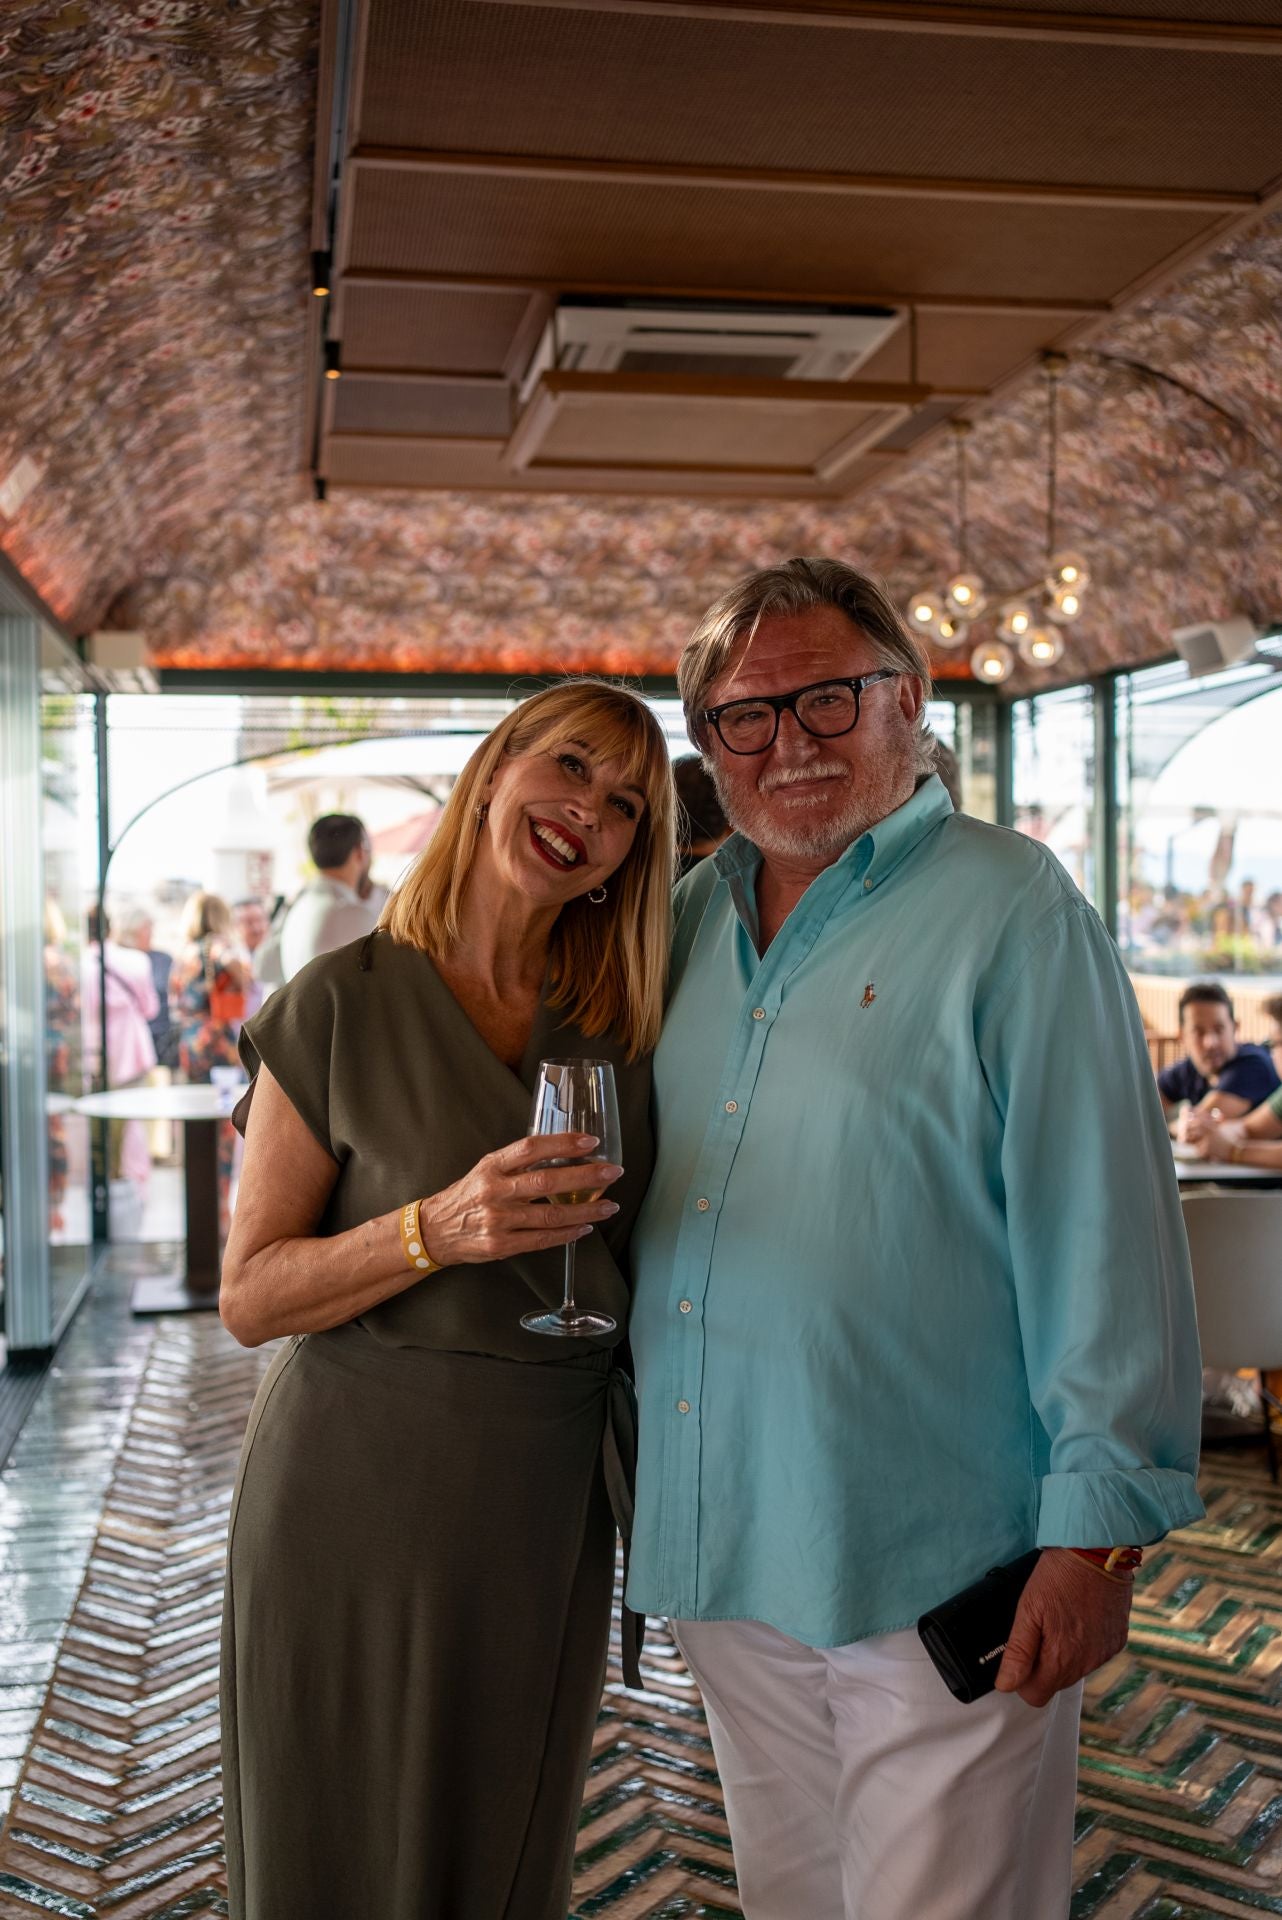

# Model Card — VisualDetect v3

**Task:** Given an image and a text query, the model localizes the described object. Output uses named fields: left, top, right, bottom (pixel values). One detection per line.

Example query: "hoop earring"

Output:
left=587, top=884, right=608, bottom=904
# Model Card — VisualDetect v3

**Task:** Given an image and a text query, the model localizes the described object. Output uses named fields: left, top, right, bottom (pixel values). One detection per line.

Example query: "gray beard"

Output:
left=710, top=768, right=871, bottom=863
left=711, top=761, right=915, bottom=864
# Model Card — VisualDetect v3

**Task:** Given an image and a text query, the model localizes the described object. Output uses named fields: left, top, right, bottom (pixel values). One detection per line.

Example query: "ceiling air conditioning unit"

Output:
left=518, top=297, right=904, bottom=406
left=1171, top=615, right=1260, bottom=678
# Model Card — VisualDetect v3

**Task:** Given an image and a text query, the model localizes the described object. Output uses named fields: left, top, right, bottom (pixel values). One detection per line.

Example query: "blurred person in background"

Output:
left=116, top=904, right=179, bottom=1072
left=82, top=903, right=158, bottom=1192
left=1184, top=1081, right=1282, bottom=1171
left=170, top=891, right=248, bottom=1235
left=276, top=813, right=379, bottom=983
left=932, top=740, right=963, bottom=813
left=672, top=755, right=730, bottom=879
left=43, top=897, right=80, bottom=1234
left=233, top=898, right=270, bottom=1023
left=117, top=904, right=180, bottom=1164
left=1263, top=895, right=1282, bottom=954
left=1157, top=982, right=1279, bottom=1121
left=1264, top=994, right=1282, bottom=1081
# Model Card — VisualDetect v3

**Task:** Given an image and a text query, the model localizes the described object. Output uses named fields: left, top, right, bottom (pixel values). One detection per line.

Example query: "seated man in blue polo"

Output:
left=1157, top=981, right=1280, bottom=1120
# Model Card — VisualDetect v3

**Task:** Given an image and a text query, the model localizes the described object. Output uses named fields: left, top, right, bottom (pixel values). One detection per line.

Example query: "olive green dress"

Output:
left=220, top=931, right=653, bottom=1920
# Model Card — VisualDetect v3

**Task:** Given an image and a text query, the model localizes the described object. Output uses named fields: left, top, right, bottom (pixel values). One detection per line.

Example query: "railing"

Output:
left=1145, top=1034, right=1184, bottom=1073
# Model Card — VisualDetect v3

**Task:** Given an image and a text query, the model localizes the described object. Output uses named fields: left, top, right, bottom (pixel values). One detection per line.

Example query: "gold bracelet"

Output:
left=400, top=1199, right=443, bottom=1275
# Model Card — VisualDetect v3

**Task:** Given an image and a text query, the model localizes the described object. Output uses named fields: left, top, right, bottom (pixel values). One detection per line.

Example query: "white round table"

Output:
left=1175, top=1159, right=1282, bottom=1189
left=75, top=1083, right=246, bottom=1313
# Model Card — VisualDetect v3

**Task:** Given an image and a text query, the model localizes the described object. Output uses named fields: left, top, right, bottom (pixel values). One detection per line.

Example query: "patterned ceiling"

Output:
left=1, top=1, right=1280, bottom=689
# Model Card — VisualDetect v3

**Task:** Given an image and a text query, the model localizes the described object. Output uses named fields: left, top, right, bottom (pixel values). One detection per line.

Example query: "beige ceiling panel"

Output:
left=324, top=438, right=520, bottom=488
left=331, top=376, right=513, bottom=437
left=915, top=309, right=1088, bottom=387
left=345, top=169, right=1212, bottom=305
left=962, top=0, right=1282, bottom=19
left=338, top=284, right=533, bottom=373
left=848, top=308, right=1076, bottom=388
left=323, top=434, right=844, bottom=496
left=515, top=388, right=901, bottom=469
left=357, top=1, right=1282, bottom=195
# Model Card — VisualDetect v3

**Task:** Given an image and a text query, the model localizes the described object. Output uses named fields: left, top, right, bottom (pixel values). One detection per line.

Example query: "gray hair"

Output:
left=114, top=902, right=154, bottom=943
left=679, top=556, right=937, bottom=776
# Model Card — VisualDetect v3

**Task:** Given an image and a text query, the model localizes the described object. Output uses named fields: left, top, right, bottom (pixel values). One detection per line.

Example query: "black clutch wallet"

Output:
left=916, top=1550, right=1042, bottom=1703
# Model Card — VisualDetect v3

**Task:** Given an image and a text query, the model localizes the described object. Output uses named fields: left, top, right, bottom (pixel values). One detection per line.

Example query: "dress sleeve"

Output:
left=234, top=959, right=339, bottom=1161
left=977, top=894, right=1205, bottom=1547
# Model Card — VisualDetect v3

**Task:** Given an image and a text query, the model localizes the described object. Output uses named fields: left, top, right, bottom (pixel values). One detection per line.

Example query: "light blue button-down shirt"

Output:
left=627, top=775, right=1204, bottom=1646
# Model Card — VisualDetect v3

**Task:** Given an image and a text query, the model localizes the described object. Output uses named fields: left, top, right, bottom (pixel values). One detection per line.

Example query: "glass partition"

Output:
left=40, top=670, right=99, bottom=1327
left=0, top=611, right=99, bottom=1355
left=1115, top=661, right=1282, bottom=976
left=1012, top=684, right=1097, bottom=898
left=1114, top=657, right=1282, bottom=1049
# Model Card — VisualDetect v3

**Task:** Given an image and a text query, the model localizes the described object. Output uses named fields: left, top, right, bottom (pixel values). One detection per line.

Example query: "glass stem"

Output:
left=561, top=1240, right=577, bottom=1315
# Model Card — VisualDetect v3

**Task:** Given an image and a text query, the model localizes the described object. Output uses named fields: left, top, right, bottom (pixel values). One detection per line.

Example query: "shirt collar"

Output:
left=317, top=874, right=363, bottom=907
left=713, top=772, right=954, bottom=895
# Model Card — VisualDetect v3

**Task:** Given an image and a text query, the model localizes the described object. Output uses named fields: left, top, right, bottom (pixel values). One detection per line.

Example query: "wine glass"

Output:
left=520, top=1058, right=621, bottom=1338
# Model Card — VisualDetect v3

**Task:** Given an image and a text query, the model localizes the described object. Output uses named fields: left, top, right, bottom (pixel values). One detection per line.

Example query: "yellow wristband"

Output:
left=400, top=1199, right=443, bottom=1275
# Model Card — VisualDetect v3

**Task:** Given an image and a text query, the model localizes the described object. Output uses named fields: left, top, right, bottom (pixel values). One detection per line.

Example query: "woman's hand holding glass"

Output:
left=416, top=1134, right=621, bottom=1268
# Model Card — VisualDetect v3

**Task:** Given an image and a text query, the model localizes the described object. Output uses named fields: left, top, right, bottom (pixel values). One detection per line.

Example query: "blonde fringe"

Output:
left=380, top=680, right=675, bottom=1059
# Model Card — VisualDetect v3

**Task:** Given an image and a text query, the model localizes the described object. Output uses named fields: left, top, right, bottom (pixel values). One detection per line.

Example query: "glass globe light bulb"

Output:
left=933, top=613, right=964, bottom=648
left=970, top=639, right=1013, bottom=683
left=998, top=601, right=1036, bottom=641
left=1046, top=550, right=1090, bottom=592
left=946, top=572, right=987, bottom=619
left=1048, top=582, right=1085, bottom=623
left=1018, top=625, right=1064, bottom=667
left=909, top=590, right=943, bottom=630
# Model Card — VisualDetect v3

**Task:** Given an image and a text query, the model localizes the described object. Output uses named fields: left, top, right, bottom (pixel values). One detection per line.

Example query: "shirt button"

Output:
left=677, top=1399, right=691, bottom=1414
left=696, top=1196, right=710, bottom=1211
left=679, top=1299, right=693, bottom=1313
left=725, top=1099, right=738, bottom=1113
left=864, top=877, right=873, bottom=890
left=752, top=1007, right=765, bottom=1020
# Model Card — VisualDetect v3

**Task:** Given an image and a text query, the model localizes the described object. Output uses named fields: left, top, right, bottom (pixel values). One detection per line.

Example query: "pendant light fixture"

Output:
left=905, top=354, right=1092, bottom=684
left=970, top=639, right=1015, bottom=683
left=943, top=423, right=986, bottom=622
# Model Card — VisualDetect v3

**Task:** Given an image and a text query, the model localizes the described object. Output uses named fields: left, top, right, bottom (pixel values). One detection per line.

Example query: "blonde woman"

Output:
left=219, top=681, right=674, bottom=1920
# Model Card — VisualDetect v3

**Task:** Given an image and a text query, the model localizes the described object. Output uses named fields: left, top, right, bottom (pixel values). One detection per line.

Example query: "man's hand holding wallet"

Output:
left=919, top=1545, right=1138, bottom=1707
left=994, top=1547, right=1135, bottom=1707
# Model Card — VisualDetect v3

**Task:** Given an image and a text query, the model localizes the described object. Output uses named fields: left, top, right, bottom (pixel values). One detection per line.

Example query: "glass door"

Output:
left=0, top=601, right=100, bottom=1356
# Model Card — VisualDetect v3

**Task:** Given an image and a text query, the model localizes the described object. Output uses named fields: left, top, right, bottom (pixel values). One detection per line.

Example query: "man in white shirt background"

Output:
left=266, top=813, right=380, bottom=986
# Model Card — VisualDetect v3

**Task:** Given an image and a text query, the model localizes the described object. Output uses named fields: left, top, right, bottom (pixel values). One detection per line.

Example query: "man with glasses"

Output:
left=626, top=557, right=1202, bottom=1919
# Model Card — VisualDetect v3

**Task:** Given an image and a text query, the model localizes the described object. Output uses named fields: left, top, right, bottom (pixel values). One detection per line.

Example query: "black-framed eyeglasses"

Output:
left=701, top=670, right=900, bottom=756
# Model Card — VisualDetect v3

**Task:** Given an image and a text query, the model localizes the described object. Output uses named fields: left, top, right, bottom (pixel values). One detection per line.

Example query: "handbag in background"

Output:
left=204, top=942, right=247, bottom=1027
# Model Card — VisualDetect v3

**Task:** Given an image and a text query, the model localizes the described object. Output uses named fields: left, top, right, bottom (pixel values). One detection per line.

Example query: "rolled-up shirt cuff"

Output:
left=1036, top=1465, right=1205, bottom=1547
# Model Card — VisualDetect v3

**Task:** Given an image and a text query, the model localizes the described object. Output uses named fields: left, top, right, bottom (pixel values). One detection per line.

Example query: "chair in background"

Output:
left=1146, top=1032, right=1183, bottom=1074
left=1182, top=1190, right=1282, bottom=1481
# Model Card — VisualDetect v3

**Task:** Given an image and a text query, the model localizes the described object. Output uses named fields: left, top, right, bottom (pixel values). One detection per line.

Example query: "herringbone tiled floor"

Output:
left=2, top=1264, right=1282, bottom=1917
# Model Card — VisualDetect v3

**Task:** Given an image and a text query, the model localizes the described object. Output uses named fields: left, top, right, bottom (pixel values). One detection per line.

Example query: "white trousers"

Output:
left=672, top=1617, right=1082, bottom=1920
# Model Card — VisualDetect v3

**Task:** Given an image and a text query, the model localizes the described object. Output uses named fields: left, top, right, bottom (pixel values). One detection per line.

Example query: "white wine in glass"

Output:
left=521, top=1058, right=621, bottom=1338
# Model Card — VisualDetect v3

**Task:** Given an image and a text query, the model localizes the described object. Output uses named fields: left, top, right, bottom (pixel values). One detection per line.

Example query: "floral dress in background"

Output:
left=44, top=943, right=80, bottom=1231
left=170, top=935, right=242, bottom=1232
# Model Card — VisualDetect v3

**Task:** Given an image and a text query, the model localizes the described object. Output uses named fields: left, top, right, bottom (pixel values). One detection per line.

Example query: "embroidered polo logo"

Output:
left=861, top=982, right=876, bottom=1008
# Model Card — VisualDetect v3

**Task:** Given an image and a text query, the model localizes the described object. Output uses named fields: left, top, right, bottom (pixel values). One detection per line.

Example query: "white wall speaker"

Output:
left=1171, top=615, right=1260, bottom=677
